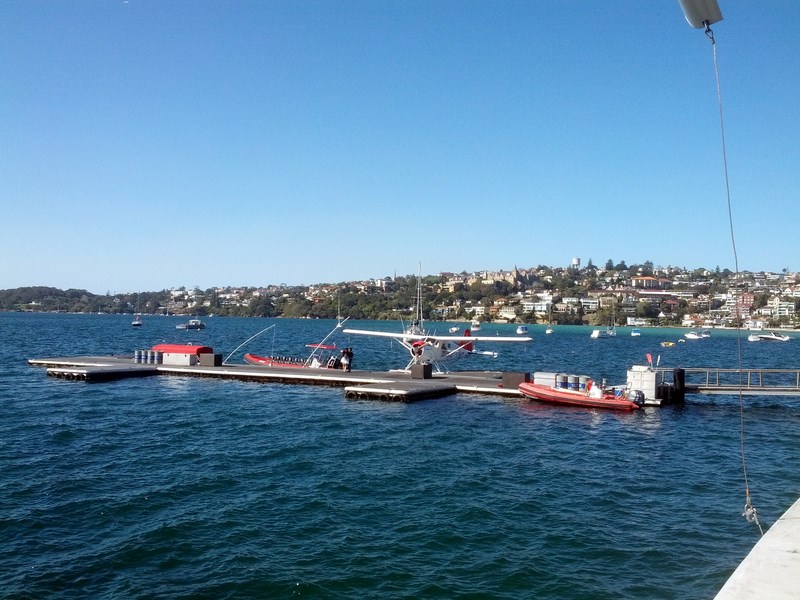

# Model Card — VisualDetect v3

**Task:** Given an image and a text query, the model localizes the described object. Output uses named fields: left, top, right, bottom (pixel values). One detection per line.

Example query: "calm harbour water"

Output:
left=2, top=313, right=799, bottom=599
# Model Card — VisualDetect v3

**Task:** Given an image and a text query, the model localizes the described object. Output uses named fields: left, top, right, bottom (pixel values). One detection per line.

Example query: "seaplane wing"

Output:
left=343, top=327, right=531, bottom=372
left=342, top=328, right=530, bottom=343
left=461, top=334, right=531, bottom=343
left=342, top=328, right=416, bottom=341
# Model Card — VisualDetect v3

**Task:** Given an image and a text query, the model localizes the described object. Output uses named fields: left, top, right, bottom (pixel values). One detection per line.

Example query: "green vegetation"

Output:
left=0, top=274, right=520, bottom=321
left=2, top=262, right=798, bottom=328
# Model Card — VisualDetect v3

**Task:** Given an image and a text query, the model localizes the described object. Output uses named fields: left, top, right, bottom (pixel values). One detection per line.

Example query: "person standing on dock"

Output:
left=341, top=348, right=350, bottom=372
left=341, top=347, right=353, bottom=372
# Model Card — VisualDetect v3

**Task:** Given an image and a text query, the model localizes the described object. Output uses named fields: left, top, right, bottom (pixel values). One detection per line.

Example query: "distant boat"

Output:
left=516, top=325, right=529, bottom=335
left=177, top=318, right=206, bottom=330
left=471, top=319, right=481, bottom=331
left=631, top=328, right=641, bottom=337
left=132, top=294, right=143, bottom=326
left=590, top=326, right=616, bottom=339
left=748, top=332, right=791, bottom=342
left=449, top=326, right=460, bottom=333
left=335, top=293, right=345, bottom=328
left=661, top=341, right=675, bottom=347
left=545, top=326, right=554, bottom=335
left=591, top=303, right=617, bottom=338
left=684, top=329, right=710, bottom=340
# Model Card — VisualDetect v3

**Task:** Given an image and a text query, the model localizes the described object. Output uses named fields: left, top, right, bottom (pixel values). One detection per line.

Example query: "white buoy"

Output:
left=678, top=0, right=723, bottom=28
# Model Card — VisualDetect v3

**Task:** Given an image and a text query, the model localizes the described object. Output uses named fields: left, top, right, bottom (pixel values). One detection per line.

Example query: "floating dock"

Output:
left=29, top=351, right=800, bottom=404
left=344, top=382, right=458, bottom=402
left=28, top=354, right=525, bottom=403
left=44, top=363, right=160, bottom=381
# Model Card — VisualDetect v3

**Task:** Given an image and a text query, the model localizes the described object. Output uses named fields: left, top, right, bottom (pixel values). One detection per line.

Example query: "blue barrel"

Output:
left=568, top=375, right=580, bottom=390
left=134, top=350, right=143, bottom=363
left=556, top=373, right=568, bottom=389
left=579, top=375, right=589, bottom=390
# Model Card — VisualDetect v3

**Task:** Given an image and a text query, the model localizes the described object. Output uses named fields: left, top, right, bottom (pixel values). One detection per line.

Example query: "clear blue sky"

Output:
left=3, top=1, right=798, bottom=294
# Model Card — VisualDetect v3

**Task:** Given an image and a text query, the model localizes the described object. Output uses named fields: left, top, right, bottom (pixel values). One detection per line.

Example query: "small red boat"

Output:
left=244, top=344, right=341, bottom=369
left=518, top=381, right=642, bottom=411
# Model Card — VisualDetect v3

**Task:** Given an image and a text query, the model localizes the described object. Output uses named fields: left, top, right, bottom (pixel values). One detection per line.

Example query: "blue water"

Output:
left=2, top=313, right=799, bottom=599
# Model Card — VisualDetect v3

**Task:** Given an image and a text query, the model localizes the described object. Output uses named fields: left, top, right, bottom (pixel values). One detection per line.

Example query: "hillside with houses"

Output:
left=3, top=261, right=799, bottom=329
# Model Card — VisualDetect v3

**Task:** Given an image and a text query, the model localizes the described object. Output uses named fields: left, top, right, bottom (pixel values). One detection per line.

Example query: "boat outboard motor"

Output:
left=626, top=389, right=646, bottom=407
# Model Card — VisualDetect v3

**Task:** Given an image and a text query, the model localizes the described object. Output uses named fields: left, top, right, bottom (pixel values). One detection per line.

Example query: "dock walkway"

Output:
left=714, top=496, right=800, bottom=599
left=655, top=367, right=800, bottom=396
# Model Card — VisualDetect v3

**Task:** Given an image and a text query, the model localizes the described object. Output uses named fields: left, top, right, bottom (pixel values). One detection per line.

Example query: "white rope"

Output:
left=306, top=317, right=349, bottom=365
left=705, top=22, right=764, bottom=536
left=222, top=324, right=276, bottom=365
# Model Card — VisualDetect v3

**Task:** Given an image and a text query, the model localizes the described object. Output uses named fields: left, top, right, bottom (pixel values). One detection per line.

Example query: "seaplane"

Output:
left=343, top=321, right=531, bottom=372
left=343, top=264, right=532, bottom=372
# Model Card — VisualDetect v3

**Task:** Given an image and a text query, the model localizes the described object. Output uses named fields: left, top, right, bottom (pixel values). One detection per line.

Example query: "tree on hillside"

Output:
left=752, top=292, right=769, bottom=309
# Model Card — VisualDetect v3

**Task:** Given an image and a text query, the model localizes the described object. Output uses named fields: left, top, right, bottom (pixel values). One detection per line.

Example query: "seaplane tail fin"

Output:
left=462, top=328, right=473, bottom=351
